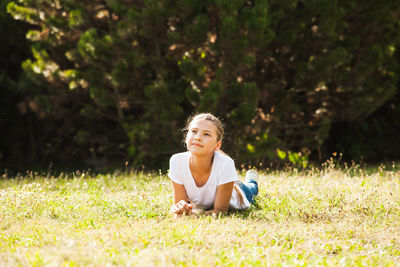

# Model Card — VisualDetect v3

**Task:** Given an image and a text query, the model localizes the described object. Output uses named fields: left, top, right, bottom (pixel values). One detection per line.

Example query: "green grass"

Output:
left=0, top=163, right=399, bottom=266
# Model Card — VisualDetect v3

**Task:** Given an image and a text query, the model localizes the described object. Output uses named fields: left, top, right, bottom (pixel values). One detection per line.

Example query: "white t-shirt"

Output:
left=168, top=151, right=250, bottom=210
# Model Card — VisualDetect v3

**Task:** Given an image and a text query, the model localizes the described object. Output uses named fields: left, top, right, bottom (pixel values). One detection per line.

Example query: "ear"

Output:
left=215, top=140, right=222, bottom=151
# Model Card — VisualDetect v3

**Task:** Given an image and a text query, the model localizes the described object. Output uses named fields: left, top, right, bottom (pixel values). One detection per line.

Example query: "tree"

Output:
left=0, top=0, right=39, bottom=169
left=6, top=0, right=400, bottom=168
left=245, top=0, right=400, bottom=164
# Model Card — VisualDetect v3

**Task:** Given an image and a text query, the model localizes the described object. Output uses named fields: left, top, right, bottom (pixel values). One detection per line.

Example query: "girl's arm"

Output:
left=170, top=181, right=192, bottom=214
left=205, top=181, right=234, bottom=216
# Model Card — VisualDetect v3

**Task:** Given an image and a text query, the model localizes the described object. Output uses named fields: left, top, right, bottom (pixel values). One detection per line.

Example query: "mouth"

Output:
left=191, top=143, right=203, bottom=147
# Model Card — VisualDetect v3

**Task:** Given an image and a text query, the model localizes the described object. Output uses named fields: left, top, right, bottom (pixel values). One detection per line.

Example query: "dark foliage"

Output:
left=2, top=0, right=400, bottom=170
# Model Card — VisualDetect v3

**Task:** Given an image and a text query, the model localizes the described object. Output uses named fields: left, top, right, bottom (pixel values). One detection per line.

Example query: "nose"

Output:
left=194, top=132, right=201, bottom=140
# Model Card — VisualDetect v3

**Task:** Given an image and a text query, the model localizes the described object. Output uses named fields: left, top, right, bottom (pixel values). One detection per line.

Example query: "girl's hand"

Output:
left=170, top=200, right=193, bottom=215
left=204, top=209, right=224, bottom=217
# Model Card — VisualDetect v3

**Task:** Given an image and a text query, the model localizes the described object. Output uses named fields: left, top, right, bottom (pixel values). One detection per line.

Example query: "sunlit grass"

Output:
left=0, top=163, right=399, bottom=266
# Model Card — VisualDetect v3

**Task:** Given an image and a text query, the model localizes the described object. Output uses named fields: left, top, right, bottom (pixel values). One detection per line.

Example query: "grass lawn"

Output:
left=0, top=163, right=399, bottom=266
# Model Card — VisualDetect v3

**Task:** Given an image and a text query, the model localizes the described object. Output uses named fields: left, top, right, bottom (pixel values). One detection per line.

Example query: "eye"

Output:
left=191, top=129, right=197, bottom=133
left=204, top=133, right=210, bottom=136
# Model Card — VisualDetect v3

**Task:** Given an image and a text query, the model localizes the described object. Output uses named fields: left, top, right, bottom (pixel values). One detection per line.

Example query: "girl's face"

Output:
left=186, top=119, right=221, bottom=156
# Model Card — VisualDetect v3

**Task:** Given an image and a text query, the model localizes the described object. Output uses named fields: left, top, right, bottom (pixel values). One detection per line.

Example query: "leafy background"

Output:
left=1, top=0, right=400, bottom=170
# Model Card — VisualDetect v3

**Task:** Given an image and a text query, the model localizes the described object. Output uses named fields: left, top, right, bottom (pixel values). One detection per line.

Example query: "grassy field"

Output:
left=0, top=162, right=399, bottom=266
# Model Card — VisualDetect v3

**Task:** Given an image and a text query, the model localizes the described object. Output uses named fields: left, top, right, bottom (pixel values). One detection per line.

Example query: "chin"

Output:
left=189, top=148, right=201, bottom=154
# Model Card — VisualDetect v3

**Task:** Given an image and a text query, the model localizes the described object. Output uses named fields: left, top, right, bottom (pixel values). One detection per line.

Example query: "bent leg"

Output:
left=238, top=180, right=258, bottom=204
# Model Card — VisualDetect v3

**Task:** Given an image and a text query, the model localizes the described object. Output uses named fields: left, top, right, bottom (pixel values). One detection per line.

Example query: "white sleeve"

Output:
left=168, top=154, right=184, bottom=185
left=217, top=158, right=239, bottom=185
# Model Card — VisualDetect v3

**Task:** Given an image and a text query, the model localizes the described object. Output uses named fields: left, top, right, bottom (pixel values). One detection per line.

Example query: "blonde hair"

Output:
left=185, top=113, right=224, bottom=142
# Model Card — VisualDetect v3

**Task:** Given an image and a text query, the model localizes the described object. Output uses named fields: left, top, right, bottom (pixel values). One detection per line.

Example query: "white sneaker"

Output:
left=245, top=169, right=258, bottom=183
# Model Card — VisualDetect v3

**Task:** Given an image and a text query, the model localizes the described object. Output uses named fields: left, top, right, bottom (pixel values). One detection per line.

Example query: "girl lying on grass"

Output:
left=168, top=113, right=258, bottom=216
